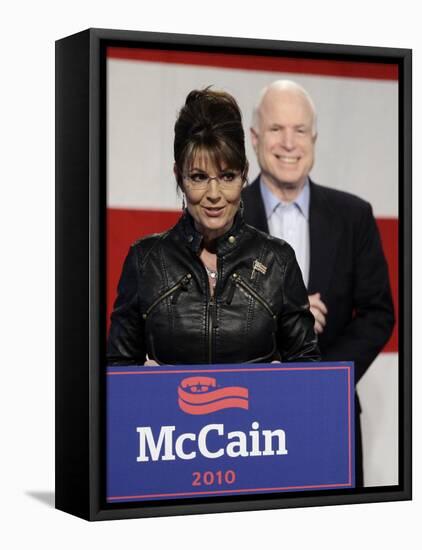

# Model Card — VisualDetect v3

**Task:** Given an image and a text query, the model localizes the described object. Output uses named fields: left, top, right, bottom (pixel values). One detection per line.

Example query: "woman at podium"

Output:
left=107, top=88, right=320, bottom=365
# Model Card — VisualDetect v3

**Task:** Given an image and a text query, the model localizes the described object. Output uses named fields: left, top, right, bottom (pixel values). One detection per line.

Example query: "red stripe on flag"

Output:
left=178, top=397, right=249, bottom=415
left=376, top=219, right=398, bottom=353
left=107, top=47, right=398, bottom=81
left=107, top=208, right=398, bottom=353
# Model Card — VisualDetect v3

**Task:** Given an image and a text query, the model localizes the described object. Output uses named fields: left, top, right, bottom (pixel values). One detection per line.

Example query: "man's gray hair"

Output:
left=251, top=80, right=318, bottom=137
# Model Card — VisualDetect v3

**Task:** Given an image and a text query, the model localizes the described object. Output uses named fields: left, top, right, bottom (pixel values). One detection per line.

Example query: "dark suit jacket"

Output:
left=242, top=177, right=395, bottom=384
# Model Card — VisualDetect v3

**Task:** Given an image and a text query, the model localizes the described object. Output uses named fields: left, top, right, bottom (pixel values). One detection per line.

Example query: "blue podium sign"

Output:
left=106, top=362, right=355, bottom=503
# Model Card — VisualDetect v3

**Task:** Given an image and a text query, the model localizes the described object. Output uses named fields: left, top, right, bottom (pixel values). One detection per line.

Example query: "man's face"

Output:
left=251, top=88, right=316, bottom=191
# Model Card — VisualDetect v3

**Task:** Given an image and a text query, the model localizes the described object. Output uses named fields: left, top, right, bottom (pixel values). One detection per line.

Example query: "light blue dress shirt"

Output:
left=259, top=178, right=310, bottom=287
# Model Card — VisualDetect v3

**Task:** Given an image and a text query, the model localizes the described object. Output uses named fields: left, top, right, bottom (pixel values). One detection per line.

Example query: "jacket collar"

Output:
left=177, top=209, right=246, bottom=256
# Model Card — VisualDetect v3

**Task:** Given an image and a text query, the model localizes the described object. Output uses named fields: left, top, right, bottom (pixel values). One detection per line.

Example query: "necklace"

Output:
left=204, top=264, right=218, bottom=283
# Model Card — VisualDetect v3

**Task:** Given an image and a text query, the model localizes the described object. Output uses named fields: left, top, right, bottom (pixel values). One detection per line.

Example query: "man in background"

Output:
left=242, top=80, right=395, bottom=486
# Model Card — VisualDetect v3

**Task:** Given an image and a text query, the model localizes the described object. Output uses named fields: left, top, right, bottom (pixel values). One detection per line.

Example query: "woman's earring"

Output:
left=182, top=194, right=186, bottom=211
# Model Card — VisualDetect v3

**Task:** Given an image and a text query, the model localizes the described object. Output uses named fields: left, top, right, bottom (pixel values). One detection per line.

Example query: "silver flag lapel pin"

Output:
left=251, top=260, right=267, bottom=279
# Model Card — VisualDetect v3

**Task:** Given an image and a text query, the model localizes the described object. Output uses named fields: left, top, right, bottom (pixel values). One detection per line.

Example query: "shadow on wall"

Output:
left=26, top=491, right=55, bottom=508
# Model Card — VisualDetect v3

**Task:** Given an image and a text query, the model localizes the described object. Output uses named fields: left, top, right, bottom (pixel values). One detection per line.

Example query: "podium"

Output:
left=107, top=362, right=355, bottom=503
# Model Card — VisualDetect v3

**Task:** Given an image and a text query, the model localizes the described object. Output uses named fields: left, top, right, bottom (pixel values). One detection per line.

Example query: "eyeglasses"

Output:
left=183, top=170, right=243, bottom=191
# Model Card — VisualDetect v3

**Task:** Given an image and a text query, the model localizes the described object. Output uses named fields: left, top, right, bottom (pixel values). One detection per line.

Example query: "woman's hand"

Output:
left=144, top=355, right=159, bottom=366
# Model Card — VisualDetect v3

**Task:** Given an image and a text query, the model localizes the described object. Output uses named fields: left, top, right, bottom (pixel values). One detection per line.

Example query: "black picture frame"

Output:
left=55, top=27, right=412, bottom=521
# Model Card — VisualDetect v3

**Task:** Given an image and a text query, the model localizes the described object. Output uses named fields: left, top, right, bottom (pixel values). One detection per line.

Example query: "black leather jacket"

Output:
left=107, top=212, right=320, bottom=365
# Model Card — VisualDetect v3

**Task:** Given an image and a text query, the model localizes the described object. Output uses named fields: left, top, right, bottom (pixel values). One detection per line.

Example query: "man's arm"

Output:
left=321, top=202, right=395, bottom=382
left=309, top=292, right=328, bottom=334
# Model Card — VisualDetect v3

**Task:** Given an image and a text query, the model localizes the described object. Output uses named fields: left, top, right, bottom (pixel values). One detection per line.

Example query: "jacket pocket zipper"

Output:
left=143, top=273, right=192, bottom=319
left=229, top=273, right=276, bottom=319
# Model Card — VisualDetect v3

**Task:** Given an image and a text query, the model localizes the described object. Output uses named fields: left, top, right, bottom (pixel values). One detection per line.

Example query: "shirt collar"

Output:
left=259, top=176, right=310, bottom=221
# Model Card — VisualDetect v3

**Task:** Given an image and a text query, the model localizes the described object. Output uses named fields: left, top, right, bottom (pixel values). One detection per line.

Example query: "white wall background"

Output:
left=1, top=1, right=419, bottom=549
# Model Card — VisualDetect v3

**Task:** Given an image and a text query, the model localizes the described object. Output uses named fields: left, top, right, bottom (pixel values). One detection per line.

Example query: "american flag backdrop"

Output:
left=106, top=47, right=399, bottom=487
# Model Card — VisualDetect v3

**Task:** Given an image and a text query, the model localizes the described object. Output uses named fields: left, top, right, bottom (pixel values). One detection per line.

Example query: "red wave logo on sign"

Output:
left=178, top=376, right=249, bottom=415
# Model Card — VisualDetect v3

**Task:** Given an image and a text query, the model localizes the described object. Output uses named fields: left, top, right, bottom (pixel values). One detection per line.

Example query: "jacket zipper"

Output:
left=143, top=273, right=191, bottom=319
left=208, top=298, right=214, bottom=363
left=204, top=261, right=220, bottom=364
left=230, top=273, right=276, bottom=319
